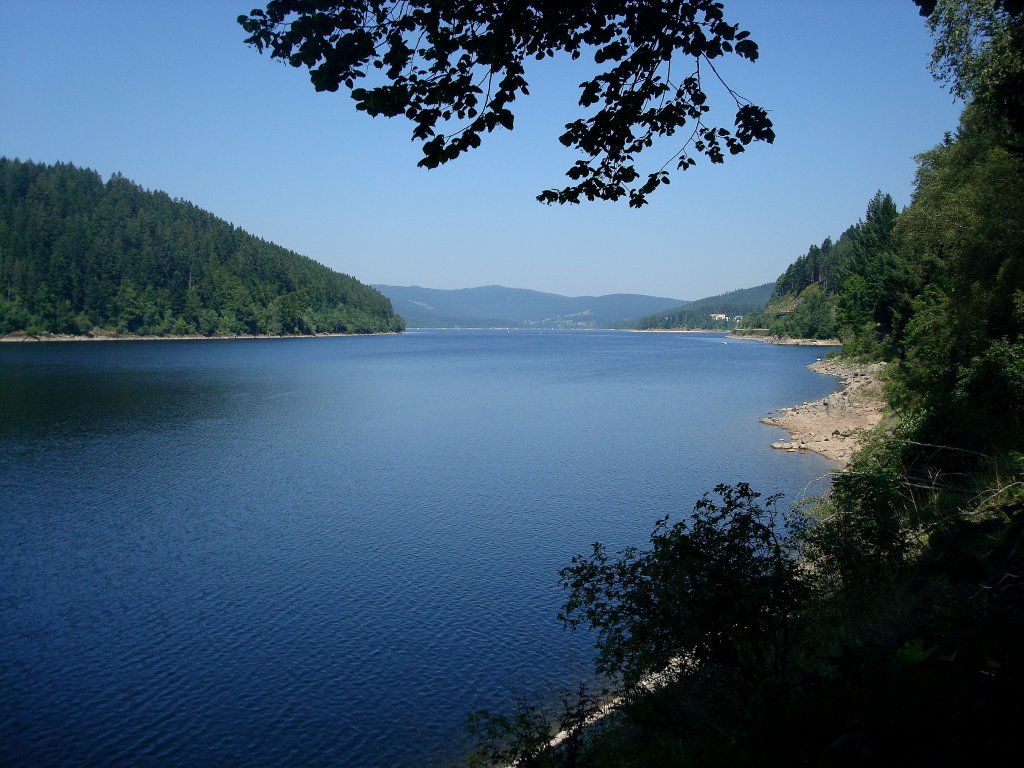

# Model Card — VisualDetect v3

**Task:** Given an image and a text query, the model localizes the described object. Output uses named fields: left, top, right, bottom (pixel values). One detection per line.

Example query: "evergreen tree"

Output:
left=0, top=158, right=405, bottom=337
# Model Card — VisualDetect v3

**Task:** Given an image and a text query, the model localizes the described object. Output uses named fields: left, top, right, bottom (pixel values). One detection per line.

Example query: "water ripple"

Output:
left=0, top=332, right=838, bottom=767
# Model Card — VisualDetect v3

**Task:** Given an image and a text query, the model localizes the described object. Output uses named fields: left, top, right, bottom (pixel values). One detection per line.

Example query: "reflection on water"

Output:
left=0, top=369, right=236, bottom=439
left=0, top=333, right=839, bottom=767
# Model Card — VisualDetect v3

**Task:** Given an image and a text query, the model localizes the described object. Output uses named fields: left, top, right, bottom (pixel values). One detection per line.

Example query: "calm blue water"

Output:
left=0, top=330, right=839, bottom=767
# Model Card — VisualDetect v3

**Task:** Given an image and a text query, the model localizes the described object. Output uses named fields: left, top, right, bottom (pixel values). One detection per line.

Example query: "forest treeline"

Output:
left=630, top=282, right=773, bottom=330
left=738, top=190, right=899, bottom=343
left=468, top=2, right=1024, bottom=765
left=738, top=102, right=1023, bottom=448
left=0, top=158, right=404, bottom=337
left=472, top=106, right=1024, bottom=768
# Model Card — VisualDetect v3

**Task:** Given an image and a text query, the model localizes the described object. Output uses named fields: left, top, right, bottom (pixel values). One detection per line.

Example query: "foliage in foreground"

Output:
left=559, top=483, right=806, bottom=693
left=467, top=450, right=1024, bottom=766
left=239, top=1, right=775, bottom=207
left=466, top=4, right=1024, bottom=763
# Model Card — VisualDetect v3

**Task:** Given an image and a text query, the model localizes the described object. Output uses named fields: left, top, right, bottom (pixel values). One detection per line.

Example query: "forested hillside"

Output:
left=468, top=2, right=1024, bottom=765
left=475, top=101, right=1024, bottom=768
left=737, top=190, right=901, bottom=342
left=741, top=99, right=1023, bottom=448
left=0, top=159, right=404, bottom=336
left=632, top=282, right=773, bottom=330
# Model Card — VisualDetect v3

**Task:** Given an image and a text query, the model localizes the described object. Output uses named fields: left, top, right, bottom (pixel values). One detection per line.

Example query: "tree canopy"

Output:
left=0, top=158, right=404, bottom=337
left=917, top=0, right=1024, bottom=133
left=238, top=1, right=774, bottom=207
left=463, top=3, right=1024, bottom=764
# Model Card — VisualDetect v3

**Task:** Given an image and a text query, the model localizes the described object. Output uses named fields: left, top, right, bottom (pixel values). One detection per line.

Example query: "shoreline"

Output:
left=761, top=359, right=886, bottom=468
left=729, top=332, right=841, bottom=346
left=631, top=328, right=729, bottom=334
left=0, top=331, right=399, bottom=343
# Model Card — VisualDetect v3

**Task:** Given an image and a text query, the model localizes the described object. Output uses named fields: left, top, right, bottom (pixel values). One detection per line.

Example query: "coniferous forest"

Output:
left=471, top=102, right=1024, bottom=763
left=736, top=103, right=1023, bottom=450
left=464, top=2, right=1024, bottom=764
left=0, top=158, right=404, bottom=337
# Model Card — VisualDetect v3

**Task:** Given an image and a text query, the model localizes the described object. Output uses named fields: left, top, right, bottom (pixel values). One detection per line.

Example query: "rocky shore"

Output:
left=759, top=335, right=841, bottom=346
left=731, top=332, right=841, bottom=346
left=761, top=359, right=886, bottom=467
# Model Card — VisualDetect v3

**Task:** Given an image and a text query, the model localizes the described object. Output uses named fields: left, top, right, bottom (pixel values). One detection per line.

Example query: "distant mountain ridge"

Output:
left=374, top=284, right=688, bottom=328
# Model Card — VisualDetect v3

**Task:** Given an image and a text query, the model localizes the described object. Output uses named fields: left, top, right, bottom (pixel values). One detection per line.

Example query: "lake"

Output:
left=0, top=330, right=839, bottom=767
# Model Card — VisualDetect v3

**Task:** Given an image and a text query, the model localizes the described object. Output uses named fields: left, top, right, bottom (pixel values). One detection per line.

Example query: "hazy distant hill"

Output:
left=375, top=284, right=687, bottom=328
left=632, top=282, right=774, bottom=330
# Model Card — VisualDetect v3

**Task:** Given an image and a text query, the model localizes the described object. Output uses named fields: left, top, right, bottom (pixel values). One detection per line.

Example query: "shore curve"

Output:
left=761, top=359, right=886, bottom=467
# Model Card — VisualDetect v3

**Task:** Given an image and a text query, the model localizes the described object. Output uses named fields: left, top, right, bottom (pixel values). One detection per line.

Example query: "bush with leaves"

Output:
left=559, top=483, right=808, bottom=695
left=466, top=683, right=606, bottom=768
left=802, top=430, right=923, bottom=596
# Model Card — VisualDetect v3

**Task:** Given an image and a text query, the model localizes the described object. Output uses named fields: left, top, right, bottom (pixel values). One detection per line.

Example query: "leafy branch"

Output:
left=239, top=1, right=774, bottom=206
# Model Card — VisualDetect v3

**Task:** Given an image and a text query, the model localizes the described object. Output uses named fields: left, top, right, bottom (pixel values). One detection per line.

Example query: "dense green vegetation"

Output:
left=468, top=1, right=1024, bottom=764
left=0, top=158, right=404, bottom=337
left=631, top=282, right=773, bottom=330
left=739, top=99, right=1023, bottom=450
left=736, top=189, right=902, bottom=342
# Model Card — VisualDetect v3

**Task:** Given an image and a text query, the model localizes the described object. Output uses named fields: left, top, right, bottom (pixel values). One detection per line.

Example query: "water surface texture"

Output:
left=0, top=330, right=838, bottom=766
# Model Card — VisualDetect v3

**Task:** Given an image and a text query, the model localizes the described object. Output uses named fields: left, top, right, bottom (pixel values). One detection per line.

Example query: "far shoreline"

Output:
left=630, top=328, right=729, bottom=334
left=0, top=330, right=401, bottom=343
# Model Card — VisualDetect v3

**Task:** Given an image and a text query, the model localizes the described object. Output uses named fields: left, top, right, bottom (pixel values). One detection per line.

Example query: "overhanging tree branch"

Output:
left=239, top=1, right=774, bottom=206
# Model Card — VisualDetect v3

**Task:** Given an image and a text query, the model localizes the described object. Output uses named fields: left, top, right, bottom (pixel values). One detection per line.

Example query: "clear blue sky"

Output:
left=1, top=1, right=961, bottom=301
